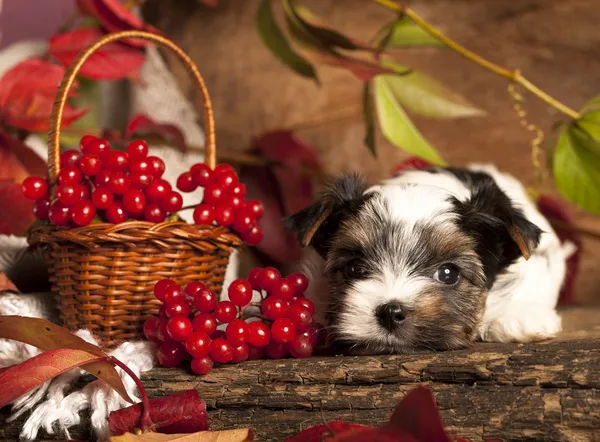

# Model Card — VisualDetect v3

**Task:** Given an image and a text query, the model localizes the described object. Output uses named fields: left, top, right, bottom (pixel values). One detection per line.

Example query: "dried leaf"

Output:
left=109, top=390, right=207, bottom=435
left=109, top=428, right=254, bottom=442
left=0, top=182, right=35, bottom=236
left=284, top=421, right=370, bottom=442
left=0, top=316, right=134, bottom=403
left=50, top=28, right=145, bottom=81
left=0, top=348, right=106, bottom=408
left=0, top=271, right=19, bottom=292
left=379, top=60, right=485, bottom=119
left=256, top=0, right=318, bottom=83
left=126, top=114, right=186, bottom=152
left=363, top=81, right=376, bottom=156
left=374, top=73, right=445, bottom=165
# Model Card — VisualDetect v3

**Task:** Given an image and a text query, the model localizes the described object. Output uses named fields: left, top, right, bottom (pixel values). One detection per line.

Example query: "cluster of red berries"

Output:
left=22, top=135, right=184, bottom=226
left=176, top=163, right=264, bottom=245
left=143, top=267, right=320, bottom=375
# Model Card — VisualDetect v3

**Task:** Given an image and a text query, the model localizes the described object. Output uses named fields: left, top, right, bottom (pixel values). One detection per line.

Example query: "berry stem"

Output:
left=108, top=356, right=153, bottom=432
left=179, top=204, right=199, bottom=212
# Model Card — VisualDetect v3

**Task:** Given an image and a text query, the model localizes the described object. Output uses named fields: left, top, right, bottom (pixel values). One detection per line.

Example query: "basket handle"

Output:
left=48, top=30, right=216, bottom=197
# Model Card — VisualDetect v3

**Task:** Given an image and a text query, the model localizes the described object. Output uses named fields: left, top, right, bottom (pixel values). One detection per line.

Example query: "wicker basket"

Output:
left=27, top=30, right=242, bottom=349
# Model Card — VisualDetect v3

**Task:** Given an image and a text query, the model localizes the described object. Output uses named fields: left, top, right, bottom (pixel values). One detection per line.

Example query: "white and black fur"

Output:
left=285, top=163, right=571, bottom=354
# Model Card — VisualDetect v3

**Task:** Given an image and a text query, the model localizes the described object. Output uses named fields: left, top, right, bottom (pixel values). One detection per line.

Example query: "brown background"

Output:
left=142, top=0, right=600, bottom=304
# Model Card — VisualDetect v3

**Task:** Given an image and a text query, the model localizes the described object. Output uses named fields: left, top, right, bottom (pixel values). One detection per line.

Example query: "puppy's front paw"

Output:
left=478, top=303, right=562, bottom=343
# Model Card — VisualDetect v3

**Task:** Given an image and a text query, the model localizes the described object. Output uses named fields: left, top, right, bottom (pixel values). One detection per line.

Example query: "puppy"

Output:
left=285, top=163, right=570, bottom=354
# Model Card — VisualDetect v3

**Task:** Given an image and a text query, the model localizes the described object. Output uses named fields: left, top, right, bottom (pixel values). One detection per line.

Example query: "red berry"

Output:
left=108, top=172, right=131, bottom=194
left=210, top=338, right=234, bottom=364
left=242, top=225, right=263, bottom=246
left=143, top=317, right=160, bottom=342
left=156, top=318, right=172, bottom=342
left=193, top=204, right=215, bottom=225
left=167, top=316, right=193, bottom=341
left=232, top=208, right=256, bottom=233
left=271, top=279, right=295, bottom=300
left=291, top=297, right=315, bottom=316
left=288, top=305, right=312, bottom=331
left=104, top=150, right=129, bottom=172
left=247, top=345, right=265, bottom=360
left=164, top=300, right=190, bottom=318
left=147, top=156, right=165, bottom=177
left=271, top=318, right=296, bottom=344
left=60, top=149, right=82, bottom=167
left=228, top=279, right=253, bottom=306
left=154, top=279, right=177, bottom=301
left=82, top=138, right=109, bottom=156
left=203, top=184, right=226, bottom=206
left=231, top=344, right=249, bottom=363
left=91, top=187, right=113, bottom=210
left=130, top=171, right=154, bottom=190
left=144, top=202, right=166, bottom=223
left=57, top=183, right=85, bottom=206
left=126, top=140, right=148, bottom=162
left=176, top=172, right=197, bottom=193
left=214, top=164, right=235, bottom=175
left=130, top=159, right=151, bottom=173
left=288, top=335, right=313, bottom=358
left=191, top=356, right=213, bottom=374
left=22, top=176, right=48, bottom=200
left=94, top=170, right=111, bottom=187
left=164, top=285, right=184, bottom=304
left=58, top=166, right=82, bottom=185
left=245, top=200, right=264, bottom=219
left=248, top=268, right=262, bottom=290
left=156, top=341, right=187, bottom=367
left=185, top=281, right=205, bottom=298
left=258, top=267, right=280, bottom=292
left=213, top=168, right=238, bottom=192
left=214, top=205, right=234, bottom=226
left=265, top=341, right=288, bottom=359
left=161, top=191, right=183, bottom=213
left=391, top=157, right=432, bottom=176
left=145, top=178, right=171, bottom=202
left=247, top=321, right=271, bottom=347
left=70, top=200, right=96, bottom=226
left=78, top=154, right=103, bottom=176
left=225, top=194, right=245, bottom=209
left=122, top=188, right=147, bottom=215
left=287, top=273, right=309, bottom=295
left=301, top=323, right=321, bottom=347
left=214, top=300, right=237, bottom=323
left=192, top=313, right=217, bottom=336
left=261, top=297, right=289, bottom=320
left=226, top=319, right=249, bottom=346
left=105, top=202, right=128, bottom=223
left=231, top=183, right=246, bottom=198
left=79, top=134, right=97, bottom=150
left=33, top=197, right=50, bottom=220
left=191, top=328, right=213, bottom=348
left=190, top=163, right=213, bottom=187
left=212, top=330, right=227, bottom=340
left=194, top=288, right=217, bottom=313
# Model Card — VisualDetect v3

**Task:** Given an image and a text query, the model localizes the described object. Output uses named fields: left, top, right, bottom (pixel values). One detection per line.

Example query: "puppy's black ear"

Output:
left=284, top=173, right=369, bottom=257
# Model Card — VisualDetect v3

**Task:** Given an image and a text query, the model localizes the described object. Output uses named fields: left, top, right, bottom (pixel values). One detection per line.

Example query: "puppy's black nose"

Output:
left=376, top=301, right=406, bottom=332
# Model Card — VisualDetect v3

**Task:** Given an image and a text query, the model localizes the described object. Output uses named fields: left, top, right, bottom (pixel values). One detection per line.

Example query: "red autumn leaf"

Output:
left=0, top=316, right=134, bottom=404
left=0, top=130, right=47, bottom=181
left=391, top=156, right=432, bottom=176
left=76, top=0, right=161, bottom=47
left=50, top=28, right=146, bottom=81
left=284, top=421, right=370, bottom=442
left=0, top=181, right=35, bottom=236
left=108, top=389, right=208, bottom=435
left=0, top=348, right=106, bottom=408
left=125, top=114, right=186, bottom=152
left=0, top=272, right=19, bottom=293
left=332, top=428, right=417, bottom=442
left=0, top=58, right=87, bottom=131
left=536, top=194, right=582, bottom=305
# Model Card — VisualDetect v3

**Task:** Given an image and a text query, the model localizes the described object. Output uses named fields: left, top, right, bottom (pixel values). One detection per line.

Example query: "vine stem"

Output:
left=373, top=0, right=581, bottom=120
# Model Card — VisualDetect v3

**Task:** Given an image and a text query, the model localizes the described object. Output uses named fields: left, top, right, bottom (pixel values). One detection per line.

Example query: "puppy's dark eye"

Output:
left=343, top=260, right=367, bottom=279
left=434, top=263, right=460, bottom=285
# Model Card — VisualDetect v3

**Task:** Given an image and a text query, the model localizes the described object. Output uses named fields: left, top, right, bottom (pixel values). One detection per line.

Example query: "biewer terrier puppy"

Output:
left=285, top=163, right=571, bottom=354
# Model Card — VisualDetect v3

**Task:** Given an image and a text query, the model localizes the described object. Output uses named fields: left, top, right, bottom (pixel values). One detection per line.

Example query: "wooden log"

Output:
left=1, top=307, right=600, bottom=441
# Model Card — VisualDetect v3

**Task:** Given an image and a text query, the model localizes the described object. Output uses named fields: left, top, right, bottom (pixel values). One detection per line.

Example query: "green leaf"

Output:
left=363, top=81, right=376, bottom=157
left=579, top=94, right=600, bottom=113
left=553, top=127, right=600, bottom=215
left=374, top=74, right=445, bottom=165
left=577, top=110, right=600, bottom=148
left=385, top=18, right=445, bottom=48
left=378, top=60, right=485, bottom=119
left=256, top=0, right=319, bottom=84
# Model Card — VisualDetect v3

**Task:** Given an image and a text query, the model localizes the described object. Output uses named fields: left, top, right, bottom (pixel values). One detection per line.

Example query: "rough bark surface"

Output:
left=1, top=307, right=599, bottom=441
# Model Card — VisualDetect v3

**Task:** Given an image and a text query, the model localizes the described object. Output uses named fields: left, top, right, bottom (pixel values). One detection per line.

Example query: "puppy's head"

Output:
left=285, top=171, right=541, bottom=353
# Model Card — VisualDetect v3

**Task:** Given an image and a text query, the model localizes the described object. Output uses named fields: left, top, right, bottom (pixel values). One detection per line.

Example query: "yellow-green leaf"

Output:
left=374, top=74, right=445, bottom=165
left=577, top=110, right=600, bottom=149
left=553, top=127, right=600, bottom=215
left=379, top=60, right=485, bottom=119
left=382, top=18, right=445, bottom=48
left=256, top=0, right=318, bottom=83
left=579, top=94, right=600, bottom=113
left=363, top=81, right=376, bottom=157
